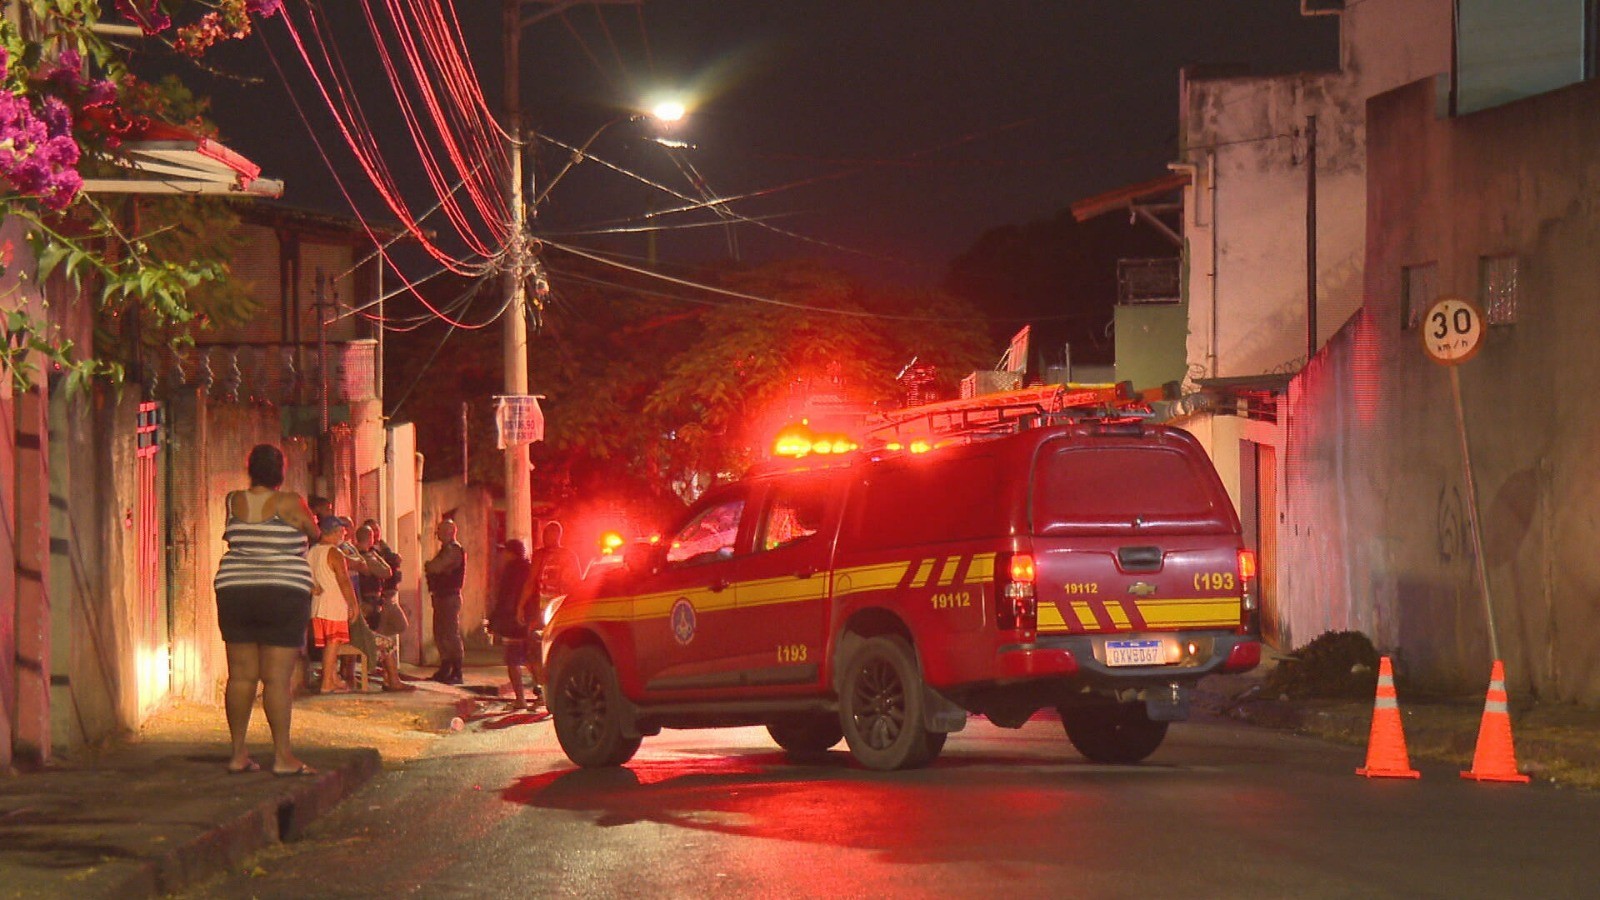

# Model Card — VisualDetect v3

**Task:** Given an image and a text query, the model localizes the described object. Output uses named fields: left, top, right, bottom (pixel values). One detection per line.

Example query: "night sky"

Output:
left=195, top=1, right=1339, bottom=285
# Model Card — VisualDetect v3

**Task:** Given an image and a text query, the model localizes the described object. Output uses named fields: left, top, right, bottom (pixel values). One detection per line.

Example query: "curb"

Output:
left=108, top=748, right=381, bottom=898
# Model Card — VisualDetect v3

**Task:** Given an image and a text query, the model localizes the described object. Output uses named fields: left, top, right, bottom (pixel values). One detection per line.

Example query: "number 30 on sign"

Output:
left=1421, top=297, right=1485, bottom=365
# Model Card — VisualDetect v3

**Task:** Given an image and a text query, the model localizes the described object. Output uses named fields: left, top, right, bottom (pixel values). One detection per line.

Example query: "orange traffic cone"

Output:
left=1356, top=656, right=1420, bottom=779
left=1461, top=659, right=1530, bottom=783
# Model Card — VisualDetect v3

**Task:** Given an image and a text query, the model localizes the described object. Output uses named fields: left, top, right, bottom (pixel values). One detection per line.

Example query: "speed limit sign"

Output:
left=1421, top=297, right=1485, bottom=365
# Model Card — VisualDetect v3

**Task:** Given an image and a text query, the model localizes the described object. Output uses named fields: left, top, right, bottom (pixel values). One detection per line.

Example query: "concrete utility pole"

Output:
left=502, top=0, right=532, bottom=549
left=500, top=0, right=641, bottom=548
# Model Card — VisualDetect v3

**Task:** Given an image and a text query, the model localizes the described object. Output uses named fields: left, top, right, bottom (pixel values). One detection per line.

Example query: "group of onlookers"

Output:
left=211, top=442, right=591, bottom=773
left=305, top=496, right=413, bottom=695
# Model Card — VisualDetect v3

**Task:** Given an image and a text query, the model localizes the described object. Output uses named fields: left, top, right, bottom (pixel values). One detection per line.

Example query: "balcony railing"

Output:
left=141, top=339, right=378, bottom=405
left=1117, top=257, right=1181, bottom=305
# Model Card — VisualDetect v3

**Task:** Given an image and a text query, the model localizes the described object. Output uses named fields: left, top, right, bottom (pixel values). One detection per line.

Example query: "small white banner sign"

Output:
left=494, top=395, right=545, bottom=448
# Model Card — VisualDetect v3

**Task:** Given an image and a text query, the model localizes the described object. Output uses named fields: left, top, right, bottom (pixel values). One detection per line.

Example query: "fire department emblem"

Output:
left=670, top=597, right=697, bottom=645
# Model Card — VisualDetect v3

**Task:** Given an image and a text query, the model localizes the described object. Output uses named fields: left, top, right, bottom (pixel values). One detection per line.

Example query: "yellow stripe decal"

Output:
left=587, top=553, right=1002, bottom=622
left=1134, top=598, right=1240, bottom=628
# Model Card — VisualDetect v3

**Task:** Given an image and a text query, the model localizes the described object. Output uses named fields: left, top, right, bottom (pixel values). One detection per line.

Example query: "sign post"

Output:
left=1421, top=297, right=1497, bottom=660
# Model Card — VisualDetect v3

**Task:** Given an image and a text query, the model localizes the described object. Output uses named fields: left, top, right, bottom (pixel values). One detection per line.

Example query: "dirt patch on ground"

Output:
left=130, top=695, right=449, bottom=768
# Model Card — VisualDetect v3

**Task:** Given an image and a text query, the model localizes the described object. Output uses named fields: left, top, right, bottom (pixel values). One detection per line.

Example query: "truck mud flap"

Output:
left=923, top=685, right=968, bottom=733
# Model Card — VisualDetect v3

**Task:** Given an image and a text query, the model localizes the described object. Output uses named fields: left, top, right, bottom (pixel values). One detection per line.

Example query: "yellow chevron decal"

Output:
left=912, top=559, right=936, bottom=587
left=1037, top=603, right=1068, bottom=630
left=936, top=557, right=960, bottom=586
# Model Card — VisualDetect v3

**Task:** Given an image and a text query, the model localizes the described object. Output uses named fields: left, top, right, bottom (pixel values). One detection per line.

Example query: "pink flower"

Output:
left=114, top=0, right=172, bottom=35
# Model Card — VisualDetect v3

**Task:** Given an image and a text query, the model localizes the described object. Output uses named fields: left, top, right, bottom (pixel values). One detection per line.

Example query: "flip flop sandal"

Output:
left=227, top=760, right=262, bottom=774
left=272, top=764, right=318, bottom=777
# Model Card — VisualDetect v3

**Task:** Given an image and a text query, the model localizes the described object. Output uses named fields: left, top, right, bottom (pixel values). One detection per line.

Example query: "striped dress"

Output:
left=214, top=495, right=314, bottom=595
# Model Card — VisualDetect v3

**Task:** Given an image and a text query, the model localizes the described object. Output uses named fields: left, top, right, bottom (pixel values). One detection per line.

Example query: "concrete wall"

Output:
left=1172, top=1, right=1455, bottom=655
left=1180, top=68, right=1366, bottom=382
left=1329, top=73, right=1600, bottom=700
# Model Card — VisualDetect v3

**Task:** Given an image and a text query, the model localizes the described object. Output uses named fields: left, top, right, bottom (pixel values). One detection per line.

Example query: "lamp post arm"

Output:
left=531, top=115, right=638, bottom=209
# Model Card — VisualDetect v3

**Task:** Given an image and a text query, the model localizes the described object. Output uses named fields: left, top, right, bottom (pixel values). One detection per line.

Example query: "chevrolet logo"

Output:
left=1127, top=582, right=1158, bottom=597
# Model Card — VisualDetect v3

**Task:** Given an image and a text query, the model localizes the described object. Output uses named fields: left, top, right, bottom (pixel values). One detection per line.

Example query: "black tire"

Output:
left=767, top=714, right=844, bottom=758
left=549, top=646, right=641, bottom=767
left=838, top=635, right=936, bottom=771
left=1060, top=702, right=1169, bottom=764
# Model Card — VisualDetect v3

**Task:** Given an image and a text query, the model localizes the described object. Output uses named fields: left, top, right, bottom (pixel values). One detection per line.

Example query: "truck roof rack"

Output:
left=861, top=384, right=1149, bottom=446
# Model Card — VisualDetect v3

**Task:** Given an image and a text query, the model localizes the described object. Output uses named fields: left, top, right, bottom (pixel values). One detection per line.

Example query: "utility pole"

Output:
left=500, top=0, right=641, bottom=548
left=501, top=0, right=532, bottom=549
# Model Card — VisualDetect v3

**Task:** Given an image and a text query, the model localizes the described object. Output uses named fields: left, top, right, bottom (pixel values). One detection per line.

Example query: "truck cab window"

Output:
left=666, top=499, right=745, bottom=564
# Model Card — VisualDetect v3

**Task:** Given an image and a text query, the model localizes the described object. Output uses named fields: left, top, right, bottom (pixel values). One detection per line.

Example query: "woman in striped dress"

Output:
left=214, top=444, right=321, bottom=776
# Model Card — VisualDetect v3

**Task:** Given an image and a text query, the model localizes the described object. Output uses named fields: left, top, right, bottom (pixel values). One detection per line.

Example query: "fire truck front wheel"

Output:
left=550, top=646, right=642, bottom=768
left=838, top=635, right=942, bottom=770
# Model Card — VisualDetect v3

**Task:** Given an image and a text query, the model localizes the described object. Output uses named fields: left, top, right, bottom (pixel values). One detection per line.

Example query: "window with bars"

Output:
left=1479, top=254, right=1520, bottom=324
left=1400, top=262, right=1439, bottom=329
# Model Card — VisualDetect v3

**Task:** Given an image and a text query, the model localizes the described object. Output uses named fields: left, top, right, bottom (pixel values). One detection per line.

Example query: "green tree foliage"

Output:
left=387, top=256, right=991, bottom=519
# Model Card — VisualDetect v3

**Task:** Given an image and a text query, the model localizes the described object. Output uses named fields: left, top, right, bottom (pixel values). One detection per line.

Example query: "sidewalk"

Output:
left=0, top=651, right=517, bottom=900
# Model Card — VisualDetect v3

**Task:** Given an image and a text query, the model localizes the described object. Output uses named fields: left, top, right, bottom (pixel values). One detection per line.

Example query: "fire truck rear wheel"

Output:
left=838, top=635, right=938, bottom=771
left=1059, top=702, right=1168, bottom=764
left=550, top=646, right=641, bottom=767
left=767, top=714, right=844, bottom=758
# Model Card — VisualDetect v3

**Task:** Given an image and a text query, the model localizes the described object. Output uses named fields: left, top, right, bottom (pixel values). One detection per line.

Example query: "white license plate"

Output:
left=1105, top=639, right=1164, bottom=667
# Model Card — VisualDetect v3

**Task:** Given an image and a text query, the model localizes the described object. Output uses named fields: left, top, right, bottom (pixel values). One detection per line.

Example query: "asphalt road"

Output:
left=182, top=707, right=1600, bottom=899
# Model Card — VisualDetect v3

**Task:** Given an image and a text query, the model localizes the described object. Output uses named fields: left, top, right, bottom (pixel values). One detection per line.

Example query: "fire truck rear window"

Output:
left=850, top=455, right=1003, bottom=550
left=1033, top=444, right=1222, bottom=532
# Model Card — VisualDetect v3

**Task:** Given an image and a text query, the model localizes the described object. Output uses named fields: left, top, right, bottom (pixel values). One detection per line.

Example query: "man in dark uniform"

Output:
left=423, top=519, right=467, bottom=684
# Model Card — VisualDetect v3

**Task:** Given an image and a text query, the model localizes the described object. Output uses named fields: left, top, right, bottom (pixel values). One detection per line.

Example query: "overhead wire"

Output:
left=534, top=132, right=892, bottom=262
left=259, top=28, right=507, bottom=329
left=557, top=9, right=617, bottom=91
left=273, top=8, right=488, bottom=272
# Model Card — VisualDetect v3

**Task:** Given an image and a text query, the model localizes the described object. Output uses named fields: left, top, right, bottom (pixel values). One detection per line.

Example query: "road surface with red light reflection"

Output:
left=181, top=710, right=1600, bottom=898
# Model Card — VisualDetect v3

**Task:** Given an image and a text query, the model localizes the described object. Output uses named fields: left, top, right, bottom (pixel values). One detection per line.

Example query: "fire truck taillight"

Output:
left=997, top=552, right=1037, bottom=630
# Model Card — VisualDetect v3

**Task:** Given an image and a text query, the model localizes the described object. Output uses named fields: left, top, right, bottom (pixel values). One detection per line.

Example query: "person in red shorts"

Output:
left=307, top=515, right=359, bottom=692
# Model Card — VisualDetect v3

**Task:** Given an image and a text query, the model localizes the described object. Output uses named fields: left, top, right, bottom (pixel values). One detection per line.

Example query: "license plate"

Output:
left=1105, top=639, right=1164, bottom=667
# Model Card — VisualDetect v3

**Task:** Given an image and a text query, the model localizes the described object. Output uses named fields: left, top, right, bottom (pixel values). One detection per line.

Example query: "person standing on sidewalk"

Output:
left=487, top=539, right=534, bottom=709
left=354, top=522, right=413, bottom=692
left=213, top=444, right=319, bottom=776
left=521, top=521, right=583, bottom=691
left=424, top=519, right=467, bottom=684
left=307, top=516, right=360, bottom=693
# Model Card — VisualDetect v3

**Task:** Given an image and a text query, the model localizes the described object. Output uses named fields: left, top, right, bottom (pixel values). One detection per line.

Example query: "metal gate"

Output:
left=135, top=401, right=168, bottom=716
